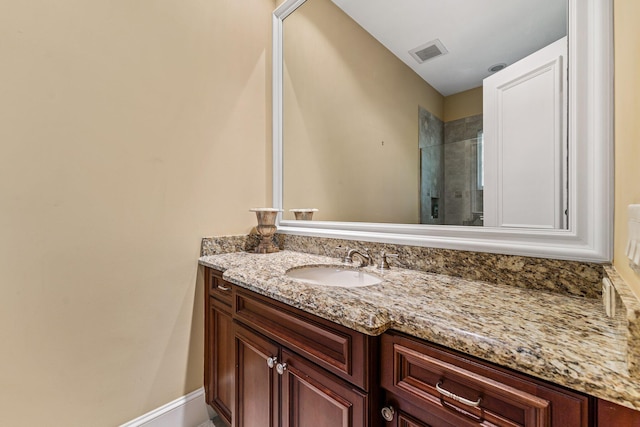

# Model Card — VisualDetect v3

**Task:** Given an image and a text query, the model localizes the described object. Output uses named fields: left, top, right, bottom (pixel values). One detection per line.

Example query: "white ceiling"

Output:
left=331, top=0, right=567, bottom=96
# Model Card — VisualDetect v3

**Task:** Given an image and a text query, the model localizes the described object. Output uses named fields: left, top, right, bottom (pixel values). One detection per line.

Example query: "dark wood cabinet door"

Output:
left=208, top=298, right=234, bottom=425
left=280, top=349, right=368, bottom=427
left=396, top=411, right=433, bottom=427
left=235, top=323, right=280, bottom=427
left=598, top=399, right=640, bottom=426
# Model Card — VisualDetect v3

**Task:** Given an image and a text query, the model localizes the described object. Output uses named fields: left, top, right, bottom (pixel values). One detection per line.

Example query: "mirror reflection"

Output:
left=283, top=0, right=568, bottom=228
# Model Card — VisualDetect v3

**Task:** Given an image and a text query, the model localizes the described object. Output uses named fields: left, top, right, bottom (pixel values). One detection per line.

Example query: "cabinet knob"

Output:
left=381, top=405, right=395, bottom=422
left=266, top=356, right=277, bottom=369
left=276, top=362, right=288, bottom=375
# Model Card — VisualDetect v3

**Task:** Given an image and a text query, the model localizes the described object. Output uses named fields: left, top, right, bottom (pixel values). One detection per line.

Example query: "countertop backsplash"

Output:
left=201, top=233, right=603, bottom=298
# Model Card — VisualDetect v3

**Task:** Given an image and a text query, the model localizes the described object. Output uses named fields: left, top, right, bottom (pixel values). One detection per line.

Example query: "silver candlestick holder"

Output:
left=249, top=208, right=282, bottom=254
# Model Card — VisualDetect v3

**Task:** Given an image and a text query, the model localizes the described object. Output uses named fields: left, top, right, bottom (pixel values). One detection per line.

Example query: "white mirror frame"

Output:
left=272, top=0, right=613, bottom=262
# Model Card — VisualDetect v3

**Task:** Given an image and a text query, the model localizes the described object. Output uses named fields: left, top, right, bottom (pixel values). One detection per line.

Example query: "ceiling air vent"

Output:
left=409, top=39, right=448, bottom=64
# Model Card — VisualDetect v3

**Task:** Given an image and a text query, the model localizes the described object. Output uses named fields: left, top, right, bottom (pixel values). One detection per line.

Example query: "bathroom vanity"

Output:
left=200, top=248, right=640, bottom=427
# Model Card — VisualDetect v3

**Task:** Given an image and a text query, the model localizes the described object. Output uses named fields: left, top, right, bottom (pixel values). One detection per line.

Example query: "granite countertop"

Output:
left=199, top=250, right=639, bottom=410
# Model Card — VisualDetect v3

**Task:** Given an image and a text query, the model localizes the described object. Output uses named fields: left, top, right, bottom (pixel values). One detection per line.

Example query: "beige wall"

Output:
left=443, top=87, right=483, bottom=122
left=613, top=0, right=640, bottom=297
left=0, top=0, right=273, bottom=425
left=282, top=0, right=443, bottom=224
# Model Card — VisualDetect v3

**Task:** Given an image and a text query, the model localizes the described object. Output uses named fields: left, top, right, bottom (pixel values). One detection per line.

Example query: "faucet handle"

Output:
left=378, top=252, right=399, bottom=270
left=338, top=246, right=352, bottom=263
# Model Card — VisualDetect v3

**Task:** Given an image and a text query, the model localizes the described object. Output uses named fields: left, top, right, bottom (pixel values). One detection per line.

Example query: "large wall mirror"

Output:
left=272, top=0, right=613, bottom=262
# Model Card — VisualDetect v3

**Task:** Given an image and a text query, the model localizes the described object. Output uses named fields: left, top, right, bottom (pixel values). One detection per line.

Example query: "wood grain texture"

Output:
left=381, top=332, right=589, bottom=427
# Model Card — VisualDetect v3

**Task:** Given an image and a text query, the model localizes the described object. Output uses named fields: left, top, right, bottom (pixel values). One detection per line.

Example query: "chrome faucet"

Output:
left=343, top=248, right=373, bottom=267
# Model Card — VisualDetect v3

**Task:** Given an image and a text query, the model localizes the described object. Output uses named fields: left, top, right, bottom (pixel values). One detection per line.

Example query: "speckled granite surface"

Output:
left=201, top=234, right=262, bottom=254
left=199, top=249, right=640, bottom=411
left=604, top=265, right=640, bottom=379
left=278, top=234, right=604, bottom=298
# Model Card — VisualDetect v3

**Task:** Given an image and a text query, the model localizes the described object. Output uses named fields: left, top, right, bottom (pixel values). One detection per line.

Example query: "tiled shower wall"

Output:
left=419, top=107, right=444, bottom=224
left=443, top=114, right=483, bottom=226
left=419, top=108, right=483, bottom=226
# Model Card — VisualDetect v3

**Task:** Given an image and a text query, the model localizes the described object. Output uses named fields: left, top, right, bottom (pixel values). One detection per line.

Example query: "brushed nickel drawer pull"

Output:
left=217, top=285, right=231, bottom=291
left=436, top=382, right=482, bottom=408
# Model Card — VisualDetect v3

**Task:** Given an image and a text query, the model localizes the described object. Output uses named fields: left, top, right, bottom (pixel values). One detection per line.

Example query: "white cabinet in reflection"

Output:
left=483, top=37, right=567, bottom=229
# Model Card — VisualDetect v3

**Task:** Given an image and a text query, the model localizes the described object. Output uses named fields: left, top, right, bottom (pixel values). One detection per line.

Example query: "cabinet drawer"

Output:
left=208, top=269, right=233, bottom=304
left=381, top=333, right=590, bottom=427
left=234, top=287, right=374, bottom=390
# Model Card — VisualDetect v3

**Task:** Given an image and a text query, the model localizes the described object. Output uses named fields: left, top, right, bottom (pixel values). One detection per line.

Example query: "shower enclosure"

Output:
left=420, top=107, right=484, bottom=226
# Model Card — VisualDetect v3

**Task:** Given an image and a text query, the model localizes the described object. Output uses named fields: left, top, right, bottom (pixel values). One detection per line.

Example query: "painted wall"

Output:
left=0, top=0, right=274, bottom=425
left=282, top=0, right=443, bottom=224
left=613, top=0, right=640, bottom=297
left=443, top=87, right=483, bottom=122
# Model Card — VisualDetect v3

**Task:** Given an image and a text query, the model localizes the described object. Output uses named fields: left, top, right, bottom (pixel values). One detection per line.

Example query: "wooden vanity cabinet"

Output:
left=204, top=267, right=640, bottom=427
left=204, top=267, right=380, bottom=427
left=380, top=332, right=591, bottom=427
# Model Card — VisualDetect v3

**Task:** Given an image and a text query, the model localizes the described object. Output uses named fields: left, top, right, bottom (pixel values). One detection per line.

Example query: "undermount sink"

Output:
left=285, top=266, right=382, bottom=288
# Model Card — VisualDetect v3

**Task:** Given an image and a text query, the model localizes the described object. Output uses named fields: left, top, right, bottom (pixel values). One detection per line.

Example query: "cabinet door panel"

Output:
left=598, top=399, right=640, bottom=426
left=398, top=411, right=431, bottom=427
left=281, top=349, right=368, bottom=427
left=235, top=324, right=280, bottom=427
left=209, top=298, right=234, bottom=424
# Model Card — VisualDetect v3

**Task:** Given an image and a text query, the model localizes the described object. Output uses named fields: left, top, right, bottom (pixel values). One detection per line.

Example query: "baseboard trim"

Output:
left=120, top=387, right=210, bottom=427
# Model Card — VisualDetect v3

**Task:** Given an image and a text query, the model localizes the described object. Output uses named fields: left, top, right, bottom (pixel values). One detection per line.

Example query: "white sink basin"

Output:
left=285, top=266, right=382, bottom=288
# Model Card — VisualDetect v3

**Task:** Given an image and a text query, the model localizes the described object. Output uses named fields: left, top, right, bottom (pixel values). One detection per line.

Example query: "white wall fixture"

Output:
left=272, top=0, right=613, bottom=262
left=626, top=205, right=640, bottom=272
left=602, top=277, right=616, bottom=318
